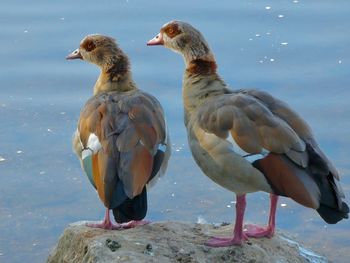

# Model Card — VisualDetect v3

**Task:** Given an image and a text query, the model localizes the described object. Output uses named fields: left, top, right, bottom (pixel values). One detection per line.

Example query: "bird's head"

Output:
left=147, top=20, right=214, bottom=62
left=66, top=34, right=128, bottom=72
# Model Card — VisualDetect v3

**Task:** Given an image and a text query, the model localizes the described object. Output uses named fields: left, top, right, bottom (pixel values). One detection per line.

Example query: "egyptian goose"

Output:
left=67, top=34, right=170, bottom=229
left=147, top=21, right=348, bottom=246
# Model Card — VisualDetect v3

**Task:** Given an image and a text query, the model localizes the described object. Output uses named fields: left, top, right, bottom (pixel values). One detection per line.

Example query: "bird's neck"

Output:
left=182, top=42, right=216, bottom=70
left=93, top=55, right=137, bottom=95
left=182, top=55, right=227, bottom=117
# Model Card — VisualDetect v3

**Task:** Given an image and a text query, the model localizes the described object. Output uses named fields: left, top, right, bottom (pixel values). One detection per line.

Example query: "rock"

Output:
left=47, top=221, right=325, bottom=263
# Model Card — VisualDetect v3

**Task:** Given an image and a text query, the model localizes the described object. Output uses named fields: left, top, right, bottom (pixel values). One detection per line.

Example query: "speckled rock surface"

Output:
left=47, top=221, right=325, bottom=263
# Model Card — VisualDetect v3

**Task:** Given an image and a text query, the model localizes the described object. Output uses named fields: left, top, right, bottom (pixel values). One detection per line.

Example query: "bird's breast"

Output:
left=187, top=121, right=271, bottom=194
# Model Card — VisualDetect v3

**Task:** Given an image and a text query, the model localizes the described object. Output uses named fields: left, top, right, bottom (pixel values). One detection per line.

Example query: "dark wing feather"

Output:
left=242, top=89, right=338, bottom=179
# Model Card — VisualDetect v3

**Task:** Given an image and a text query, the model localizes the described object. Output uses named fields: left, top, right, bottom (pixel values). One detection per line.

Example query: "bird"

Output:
left=147, top=21, right=348, bottom=246
left=66, top=34, right=170, bottom=230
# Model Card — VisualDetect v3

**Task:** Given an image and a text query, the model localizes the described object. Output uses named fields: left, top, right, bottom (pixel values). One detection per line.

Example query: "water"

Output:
left=0, top=0, right=349, bottom=262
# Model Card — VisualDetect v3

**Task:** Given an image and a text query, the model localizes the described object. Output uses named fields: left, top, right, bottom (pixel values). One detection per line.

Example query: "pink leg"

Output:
left=86, top=209, right=121, bottom=230
left=244, top=194, right=278, bottom=238
left=120, top=220, right=150, bottom=229
left=206, top=194, right=248, bottom=247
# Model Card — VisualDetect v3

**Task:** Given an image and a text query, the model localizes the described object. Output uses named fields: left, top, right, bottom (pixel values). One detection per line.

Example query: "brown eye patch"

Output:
left=162, top=23, right=182, bottom=38
left=81, top=39, right=96, bottom=52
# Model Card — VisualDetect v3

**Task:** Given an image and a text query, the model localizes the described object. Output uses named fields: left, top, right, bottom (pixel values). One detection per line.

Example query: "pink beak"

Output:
left=147, top=33, right=164, bottom=46
left=66, top=48, right=83, bottom=60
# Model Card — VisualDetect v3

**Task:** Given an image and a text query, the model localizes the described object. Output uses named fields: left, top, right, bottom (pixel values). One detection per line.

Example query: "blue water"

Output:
left=0, top=1, right=349, bottom=262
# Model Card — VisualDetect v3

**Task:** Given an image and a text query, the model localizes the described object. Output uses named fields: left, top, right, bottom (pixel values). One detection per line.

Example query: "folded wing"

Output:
left=196, top=89, right=348, bottom=223
left=78, top=91, right=169, bottom=209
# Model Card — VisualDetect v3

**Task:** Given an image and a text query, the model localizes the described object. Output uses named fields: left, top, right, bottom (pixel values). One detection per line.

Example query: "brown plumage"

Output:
left=67, top=34, right=170, bottom=229
left=161, top=23, right=182, bottom=38
left=148, top=21, right=348, bottom=246
left=186, top=59, right=217, bottom=75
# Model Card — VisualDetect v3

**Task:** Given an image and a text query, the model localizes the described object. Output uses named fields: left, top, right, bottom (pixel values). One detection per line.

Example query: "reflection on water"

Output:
left=0, top=1, right=349, bottom=262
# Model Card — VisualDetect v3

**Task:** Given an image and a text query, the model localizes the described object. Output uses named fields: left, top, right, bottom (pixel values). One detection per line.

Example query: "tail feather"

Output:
left=316, top=173, right=349, bottom=224
left=112, top=187, right=147, bottom=223
left=317, top=202, right=349, bottom=224
left=305, top=142, right=348, bottom=223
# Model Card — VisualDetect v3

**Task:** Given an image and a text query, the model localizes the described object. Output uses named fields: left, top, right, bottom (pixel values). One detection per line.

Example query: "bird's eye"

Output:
left=83, top=39, right=96, bottom=52
left=164, top=24, right=181, bottom=38
left=87, top=43, right=95, bottom=51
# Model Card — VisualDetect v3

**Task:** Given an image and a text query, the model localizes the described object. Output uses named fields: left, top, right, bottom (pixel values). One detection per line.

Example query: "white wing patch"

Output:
left=81, top=133, right=102, bottom=159
left=226, top=135, right=269, bottom=163
left=226, top=135, right=249, bottom=156
left=158, top=143, right=167, bottom=153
